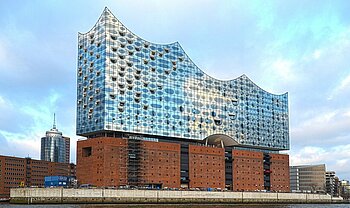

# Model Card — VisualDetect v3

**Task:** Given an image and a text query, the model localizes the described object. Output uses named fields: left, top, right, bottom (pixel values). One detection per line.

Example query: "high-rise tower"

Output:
left=41, top=114, right=70, bottom=163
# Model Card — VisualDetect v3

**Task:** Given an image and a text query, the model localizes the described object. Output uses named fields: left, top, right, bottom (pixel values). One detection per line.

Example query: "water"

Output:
left=0, top=204, right=349, bottom=208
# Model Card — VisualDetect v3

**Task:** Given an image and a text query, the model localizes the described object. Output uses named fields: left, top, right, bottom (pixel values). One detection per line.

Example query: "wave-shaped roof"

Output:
left=80, top=7, right=287, bottom=96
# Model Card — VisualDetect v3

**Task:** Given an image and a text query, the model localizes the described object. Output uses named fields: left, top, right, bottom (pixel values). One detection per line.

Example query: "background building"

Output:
left=290, top=164, right=326, bottom=193
left=340, top=180, right=350, bottom=199
left=326, top=171, right=339, bottom=197
left=41, top=114, right=70, bottom=163
left=63, top=136, right=71, bottom=164
left=0, top=155, right=76, bottom=198
left=76, top=8, right=290, bottom=192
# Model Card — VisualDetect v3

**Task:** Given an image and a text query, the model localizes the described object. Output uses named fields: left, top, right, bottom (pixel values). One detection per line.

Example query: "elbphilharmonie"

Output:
left=77, top=8, right=290, bottom=192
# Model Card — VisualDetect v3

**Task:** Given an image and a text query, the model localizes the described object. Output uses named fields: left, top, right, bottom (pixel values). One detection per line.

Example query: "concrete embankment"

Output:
left=10, top=188, right=345, bottom=204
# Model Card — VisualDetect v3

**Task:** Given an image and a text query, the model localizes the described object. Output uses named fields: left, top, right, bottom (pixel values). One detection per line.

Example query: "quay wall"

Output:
left=10, top=188, right=344, bottom=204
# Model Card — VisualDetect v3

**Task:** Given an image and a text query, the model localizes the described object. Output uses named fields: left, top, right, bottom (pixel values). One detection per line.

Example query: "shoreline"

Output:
left=10, top=188, right=347, bottom=205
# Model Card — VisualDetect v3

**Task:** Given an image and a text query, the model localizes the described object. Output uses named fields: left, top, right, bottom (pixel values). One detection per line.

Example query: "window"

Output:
left=82, top=147, right=92, bottom=157
left=110, top=35, right=117, bottom=40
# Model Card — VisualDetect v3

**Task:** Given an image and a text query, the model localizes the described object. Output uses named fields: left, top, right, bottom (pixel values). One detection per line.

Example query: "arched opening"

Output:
left=204, top=134, right=239, bottom=148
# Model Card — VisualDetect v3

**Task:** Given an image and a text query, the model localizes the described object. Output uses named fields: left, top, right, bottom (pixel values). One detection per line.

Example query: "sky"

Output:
left=0, top=0, right=349, bottom=180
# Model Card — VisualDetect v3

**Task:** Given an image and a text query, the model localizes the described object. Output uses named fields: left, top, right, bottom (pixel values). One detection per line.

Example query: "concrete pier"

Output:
left=10, top=188, right=344, bottom=204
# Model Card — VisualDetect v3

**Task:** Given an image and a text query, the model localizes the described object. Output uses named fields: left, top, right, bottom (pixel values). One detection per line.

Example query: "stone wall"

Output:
left=10, top=188, right=344, bottom=204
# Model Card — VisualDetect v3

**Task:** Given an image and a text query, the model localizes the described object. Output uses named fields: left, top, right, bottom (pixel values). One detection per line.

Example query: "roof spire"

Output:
left=53, top=113, right=56, bottom=129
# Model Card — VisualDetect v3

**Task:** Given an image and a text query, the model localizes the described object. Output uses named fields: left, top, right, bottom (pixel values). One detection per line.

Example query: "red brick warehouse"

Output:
left=0, top=155, right=75, bottom=198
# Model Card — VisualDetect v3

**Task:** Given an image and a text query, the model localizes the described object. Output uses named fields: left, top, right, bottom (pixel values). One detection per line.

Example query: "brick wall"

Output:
left=0, top=155, right=74, bottom=198
left=0, top=156, right=26, bottom=198
left=189, top=145, right=225, bottom=189
left=76, top=138, right=290, bottom=192
left=232, top=149, right=264, bottom=191
left=77, top=137, right=127, bottom=187
left=141, top=140, right=180, bottom=188
left=76, top=137, right=181, bottom=188
left=270, top=153, right=290, bottom=192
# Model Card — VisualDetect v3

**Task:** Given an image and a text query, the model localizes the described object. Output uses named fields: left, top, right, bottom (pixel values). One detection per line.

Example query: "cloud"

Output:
left=0, top=95, right=7, bottom=106
left=312, top=49, right=322, bottom=60
left=0, top=130, right=40, bottom=158
left=291, top=107, right=350, bottom=147
left=290, top=144, right=350, bottom=180
left=0, top=133, right=9, bottom=150
left=264, top=58, right=297, bottom=83
left=339, top=75, right=350, bottom=91
left=290, top=146, right=326, bottom=164
left=0, top=91, right=78, bottom=161
left=20, top=90, right=61, bottom=128
left=0, top=95, right=32, bottom=133
left=328, top=74, right=350, bottom=100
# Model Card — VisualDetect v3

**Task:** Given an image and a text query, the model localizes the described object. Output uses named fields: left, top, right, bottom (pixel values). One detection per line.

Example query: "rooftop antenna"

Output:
left=53, top=113, right=56, bottom=129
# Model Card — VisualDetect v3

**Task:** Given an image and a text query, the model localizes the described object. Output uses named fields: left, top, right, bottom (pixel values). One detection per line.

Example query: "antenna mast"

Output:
left=53, top=113, right=56, bottom=129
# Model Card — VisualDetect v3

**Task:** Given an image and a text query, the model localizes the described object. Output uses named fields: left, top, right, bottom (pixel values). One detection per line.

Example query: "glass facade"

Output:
left=41, top=128, right=68, bottom=163
left=77, top=8, right=289, bottom=151
left=290, top=164, right=326, bottom=193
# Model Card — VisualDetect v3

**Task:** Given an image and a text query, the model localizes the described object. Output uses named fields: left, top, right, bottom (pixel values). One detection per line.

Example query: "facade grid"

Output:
left=76, top=8, right=289, bottom=151
left=290, top=164, right=326, bottom=193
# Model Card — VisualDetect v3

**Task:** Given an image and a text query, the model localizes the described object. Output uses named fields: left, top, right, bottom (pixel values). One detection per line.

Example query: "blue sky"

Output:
left=0, top=0, right=350, bottom=180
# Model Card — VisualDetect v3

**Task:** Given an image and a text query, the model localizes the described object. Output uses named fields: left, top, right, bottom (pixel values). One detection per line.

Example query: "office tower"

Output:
left=41, top=114, right=70, bottom=163
left=290, top=164, right=326, bottom=193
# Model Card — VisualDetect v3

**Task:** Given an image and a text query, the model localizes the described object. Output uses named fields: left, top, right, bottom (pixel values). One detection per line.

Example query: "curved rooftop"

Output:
left=81, top=8, right=286, bottom=96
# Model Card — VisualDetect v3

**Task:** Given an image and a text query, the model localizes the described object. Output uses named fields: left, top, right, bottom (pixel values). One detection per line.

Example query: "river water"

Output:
left=0, top=204, right=349, bottom=208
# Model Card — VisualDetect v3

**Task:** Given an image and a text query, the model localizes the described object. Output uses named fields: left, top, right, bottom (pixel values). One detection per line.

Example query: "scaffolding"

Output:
left=127, top=138, right=142, bottom=186
left=118, top=137, right=149, bottom=187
